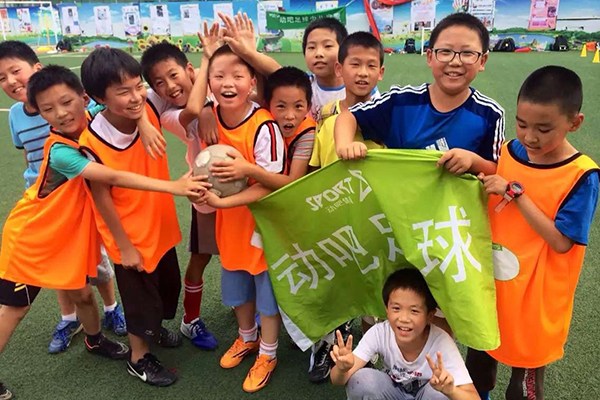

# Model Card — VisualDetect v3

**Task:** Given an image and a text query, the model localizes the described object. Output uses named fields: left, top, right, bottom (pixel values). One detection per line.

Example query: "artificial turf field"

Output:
left=0, top=50, right=598, bottom=400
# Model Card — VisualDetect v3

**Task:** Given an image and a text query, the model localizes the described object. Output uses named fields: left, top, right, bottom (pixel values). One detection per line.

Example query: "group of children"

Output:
left=0, top=10, right=597, bottom=400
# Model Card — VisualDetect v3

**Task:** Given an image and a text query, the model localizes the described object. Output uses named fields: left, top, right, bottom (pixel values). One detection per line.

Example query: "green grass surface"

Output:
left=0, top=51, right=599, bottom=399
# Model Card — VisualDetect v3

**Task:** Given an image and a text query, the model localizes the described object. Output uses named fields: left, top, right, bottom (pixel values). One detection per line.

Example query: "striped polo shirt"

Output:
left=9, top=102, right=50, bottom=188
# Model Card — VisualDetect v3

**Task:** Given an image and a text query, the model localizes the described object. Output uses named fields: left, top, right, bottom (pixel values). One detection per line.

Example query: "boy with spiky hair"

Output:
left=140, top=36, right=219, bottom=351
left=0, top=40, right=127, bottom=356
left=473, top=66, right=599, bottom=400
left=79, top=48, right=184, bottom=387
left=301, top=17, right=348, bottom=121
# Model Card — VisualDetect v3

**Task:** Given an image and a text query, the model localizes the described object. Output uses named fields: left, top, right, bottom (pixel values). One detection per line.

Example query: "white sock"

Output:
left=259, top=340, right=278, bottom=358
left=61, top=312, right=77, bottom=322
left=103, top=302, right=117, bottom=313
left=239, top=324, right=258, bottom=342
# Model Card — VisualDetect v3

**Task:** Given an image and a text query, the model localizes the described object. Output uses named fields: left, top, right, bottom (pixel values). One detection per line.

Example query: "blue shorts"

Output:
left=220, top=268, right=279, bottom=316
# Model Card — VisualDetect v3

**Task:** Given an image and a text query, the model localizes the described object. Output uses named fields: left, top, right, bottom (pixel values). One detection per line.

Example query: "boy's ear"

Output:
left=378, top=65, right=385, bottom=81
left=186, top=62, right=195, bottom=80
left=569, top=112, right=584, bottom=132
left=334, top=61, right=343, bottom=78
left=425, top=48, right=434, bottom=68
left=82, top=93, right=90, bottom=108
left=478, top=51, right=489, bottom=72
left=33, top=62, right=42, bottom=72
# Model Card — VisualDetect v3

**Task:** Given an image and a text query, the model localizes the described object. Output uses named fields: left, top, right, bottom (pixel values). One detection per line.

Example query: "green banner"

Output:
left=265, top=7, right=346, bottom=30
left=250, top=150, right=499, bottom=351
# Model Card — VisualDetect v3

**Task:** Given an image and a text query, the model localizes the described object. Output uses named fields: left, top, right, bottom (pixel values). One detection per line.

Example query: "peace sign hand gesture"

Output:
left=426, top=352, right=456, bottom=396
left=330, top=330, right=354, bottom=373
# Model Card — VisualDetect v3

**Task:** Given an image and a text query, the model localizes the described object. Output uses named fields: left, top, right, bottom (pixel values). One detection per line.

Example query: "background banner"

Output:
left=266, top=6, right=346, bottom=30
left=251, top=150, right=499, bottom=352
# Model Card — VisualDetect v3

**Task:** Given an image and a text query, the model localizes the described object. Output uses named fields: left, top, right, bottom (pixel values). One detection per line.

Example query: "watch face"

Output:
left=509, top=182, right=523, bottom=195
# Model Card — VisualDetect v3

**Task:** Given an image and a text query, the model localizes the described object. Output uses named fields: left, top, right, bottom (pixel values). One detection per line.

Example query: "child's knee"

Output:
left=346, top=368, right=389, bottom=400
left=68, top=288, right=94, bottom=306
left=1, top=305, right=31, bottom=321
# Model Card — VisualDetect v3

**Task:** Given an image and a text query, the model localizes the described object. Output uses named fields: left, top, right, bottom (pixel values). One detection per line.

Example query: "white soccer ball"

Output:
left=193, top=144, right=249, bottom=198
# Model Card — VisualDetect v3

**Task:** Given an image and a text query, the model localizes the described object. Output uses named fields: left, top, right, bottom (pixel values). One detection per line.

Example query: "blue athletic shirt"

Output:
left=508, top=139, right=599, bottom=245
left=350, top=83, right=505, bottom=161
left=9, top=100, right=104, bottom=189
left=9, top=102, right=50, bottom=188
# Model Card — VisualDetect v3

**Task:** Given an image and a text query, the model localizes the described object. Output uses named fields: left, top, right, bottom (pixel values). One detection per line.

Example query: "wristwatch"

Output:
left=495, top=181, right=524, bottom=213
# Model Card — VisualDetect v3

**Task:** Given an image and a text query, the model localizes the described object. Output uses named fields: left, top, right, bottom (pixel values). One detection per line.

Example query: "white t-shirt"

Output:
left=353, top=322, right=472, bottom=391
left=89, top=113, right=138, bottom=149
left=147, top=89, right=201, bottom=169
left=309, top=74, right=345, bottom=123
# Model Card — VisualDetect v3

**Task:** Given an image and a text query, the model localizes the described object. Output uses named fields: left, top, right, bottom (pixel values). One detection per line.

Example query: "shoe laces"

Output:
left=107, top=307, right=126, bottom=330
left=189, top=319, right=207, bottom=337
left=250, top=355, right=273, bottom=374
left=315, top=342, right=333, bottom=367
left=140, top=353, right=164, bottom=374
left=52, top=322, right=74, bottom=342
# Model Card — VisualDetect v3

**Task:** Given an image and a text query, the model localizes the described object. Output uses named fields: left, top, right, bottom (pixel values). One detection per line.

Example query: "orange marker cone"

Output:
left=580, top=46, right=587, bottom=57
left=593, top=49, right=600, bottom=63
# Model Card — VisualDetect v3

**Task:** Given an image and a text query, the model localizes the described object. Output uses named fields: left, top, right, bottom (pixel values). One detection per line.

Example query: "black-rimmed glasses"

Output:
left=431, top=48, right=484, bottom=65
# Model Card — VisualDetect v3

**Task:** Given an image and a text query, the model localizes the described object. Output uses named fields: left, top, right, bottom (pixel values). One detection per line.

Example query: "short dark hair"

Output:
left=80, top=47, right=142, bottom=101
left=265, top=66, right=312, bottom=107
left=382, top=268, right=437, bottom=312
left=140, top=42, right=189, bottom=89
left=518, top=66, right=583, bottom=117
left=302, top=17, right=348, bottom=54
left=208, top=45, right=255, bottom=77
left=27, top=65, right=84, bottom=110
left=429, top=13, right=489, bottom=54
left=0, top=40, right=40, bottom=65
left=338, top=31, right=384, bottom=66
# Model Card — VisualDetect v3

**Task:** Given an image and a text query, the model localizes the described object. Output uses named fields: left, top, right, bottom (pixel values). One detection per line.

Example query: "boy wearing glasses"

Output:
left=334, top=13, right=505, bottom=177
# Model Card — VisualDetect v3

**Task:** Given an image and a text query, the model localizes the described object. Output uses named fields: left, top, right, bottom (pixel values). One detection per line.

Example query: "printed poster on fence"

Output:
left=60, top=6, right=80, bottom=35
left=469, top=0, right=495, bottom=30
left=213, top=2, right=234, bottom=25
left=180, top=4, right=200, bottom=35
left=250, top=150, right=499, bottom=352
left=528, top=0, right=560, bottom=30
left=411, top=0, right=436, bottom=31
left=16, top=8, right=31, bottom=33
left=0, top=9, right=10, bottom=33
left=122, top=5, right=140, bottom=37
left=150, top=4, right=170, bottom=35
left=257, top=1, right=282, bottom=35
left=94, top=6, right=112, bottom=36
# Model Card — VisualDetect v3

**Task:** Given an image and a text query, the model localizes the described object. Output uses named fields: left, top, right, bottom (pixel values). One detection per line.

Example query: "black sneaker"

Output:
left=158, top=327, right=183, bottom=348
left=127, top=353, right=177, bottom=387
left=308, top=341, right=334, bottom=383
left=0, top=382, right=12, bottom=400
left=85, top=333, right=130, bottom=360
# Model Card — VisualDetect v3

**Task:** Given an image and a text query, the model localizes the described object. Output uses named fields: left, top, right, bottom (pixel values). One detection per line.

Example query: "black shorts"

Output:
left=189, top=205, right=219, bottom=255
left=0, top=278, right=42, bottom=307
left=114, top=247, right=181, bottom=343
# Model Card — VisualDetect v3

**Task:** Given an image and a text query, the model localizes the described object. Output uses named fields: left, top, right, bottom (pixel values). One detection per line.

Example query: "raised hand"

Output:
left=219, top=12, right=256, bottom=57
left=198, top=21, right=223, bottom=60
left=330, top=330, right=355, bottom=373
left=426, top=352, right=456, bottom=396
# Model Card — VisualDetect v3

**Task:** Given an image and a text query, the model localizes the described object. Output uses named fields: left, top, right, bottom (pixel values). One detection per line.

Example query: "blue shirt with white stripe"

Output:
left=9, top=102, right=50, bottom=188
left=350, top=83, right=505, bottom=161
